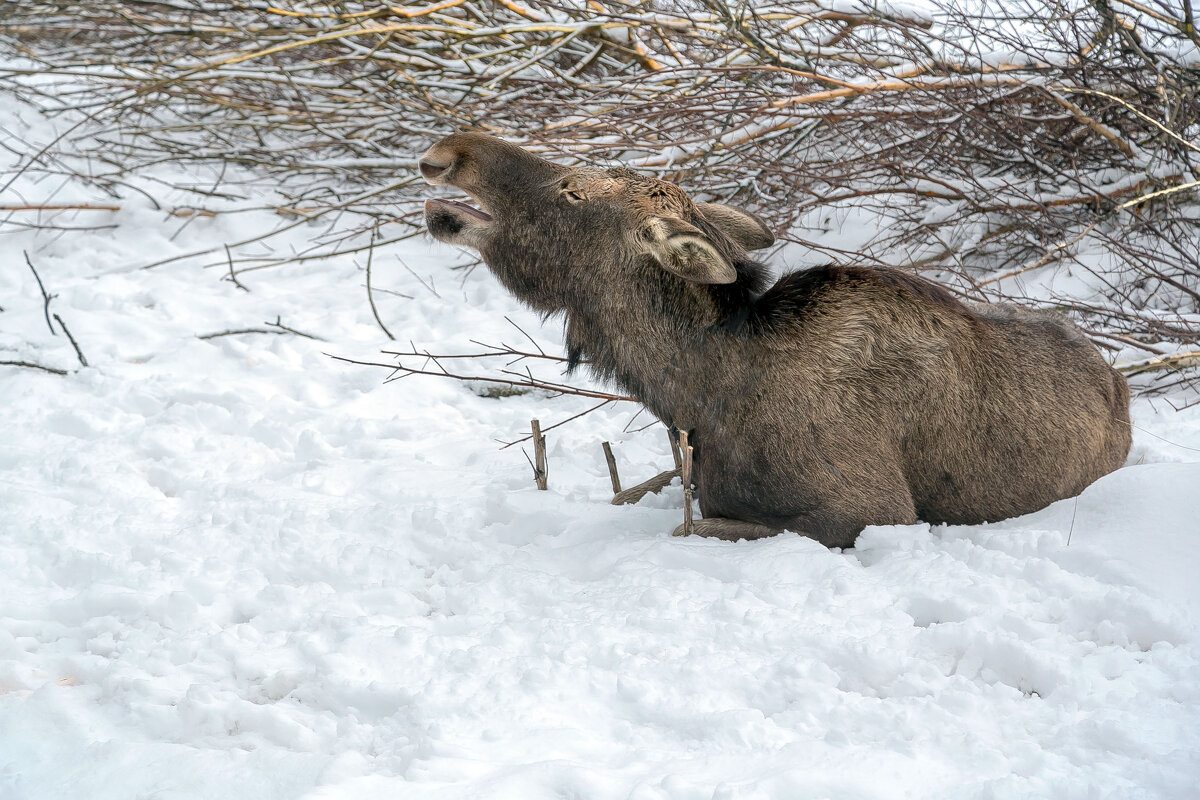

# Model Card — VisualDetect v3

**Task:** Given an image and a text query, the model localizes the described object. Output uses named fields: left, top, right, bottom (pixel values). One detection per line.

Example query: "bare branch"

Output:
left=363, top=230, right=395, bottom=340
left=52, top=313, right=88, bottom=368
left=0, top=360, right=69, bottom=375
left=24, top=251, right=56, bottom=336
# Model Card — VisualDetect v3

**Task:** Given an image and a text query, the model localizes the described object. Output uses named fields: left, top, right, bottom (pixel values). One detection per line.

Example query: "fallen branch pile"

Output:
left=2, top=0, right=1197, bottom=384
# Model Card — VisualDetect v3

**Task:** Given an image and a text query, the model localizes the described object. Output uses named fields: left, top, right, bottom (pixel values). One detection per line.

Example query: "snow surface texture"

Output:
left=2, top=101, right=1199, bottom=800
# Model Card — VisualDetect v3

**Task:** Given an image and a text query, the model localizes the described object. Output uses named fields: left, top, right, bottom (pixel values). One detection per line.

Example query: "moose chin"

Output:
left=420, top=132, right=1130, bottom=547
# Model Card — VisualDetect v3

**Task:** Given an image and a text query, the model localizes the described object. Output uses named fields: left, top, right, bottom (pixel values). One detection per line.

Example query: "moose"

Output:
left=420, top=133, right=1131, bottom=547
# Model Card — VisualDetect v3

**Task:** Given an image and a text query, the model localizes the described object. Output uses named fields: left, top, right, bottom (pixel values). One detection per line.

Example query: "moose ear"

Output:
left=695, top=202, right=775, bottom=251
left=640, top=217, right=737, bottom=284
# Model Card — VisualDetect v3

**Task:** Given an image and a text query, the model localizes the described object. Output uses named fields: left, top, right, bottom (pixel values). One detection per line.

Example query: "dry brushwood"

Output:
left=1, top=0, right=1197, bottom=389
left=327, top=340, right=637, bottom=445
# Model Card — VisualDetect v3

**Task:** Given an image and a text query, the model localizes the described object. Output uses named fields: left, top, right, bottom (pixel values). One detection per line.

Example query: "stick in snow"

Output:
left=531, top=419, right=548, bottom=490
left=602, top=441, right=621, bottom=495
left=679, top=429, right=694, bottom=536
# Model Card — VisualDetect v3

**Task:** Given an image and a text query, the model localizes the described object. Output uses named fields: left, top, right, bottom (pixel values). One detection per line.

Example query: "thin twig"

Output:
left=364, top=229, right=395, bottom=340
left=505, top=316, right=545, bottom=355
left=0, top=359, right=69, bottom=375
left=198, top=317, right=325, bottom=341
left=264, top=315, right=327, bottom=341
left=225, top=243, right=250, bottom=292
left=401, top=259, right=440, bottom=298
left=24, top=250, right=56, bottom=335
left=197, top=327, right=289, bottom=340
left=0, top=204, right=121, bottom=211
left=326, top=352, right=634, bottom=402
left=498, top=399, right=615, bottom=448
left=52, top=313, right=88, bottom=367
left=387, top=343, right=570, bottom=363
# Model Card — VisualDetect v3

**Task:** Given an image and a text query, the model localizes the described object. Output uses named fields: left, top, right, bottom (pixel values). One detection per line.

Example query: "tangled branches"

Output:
left=2, top=0, right=1198, bottom=383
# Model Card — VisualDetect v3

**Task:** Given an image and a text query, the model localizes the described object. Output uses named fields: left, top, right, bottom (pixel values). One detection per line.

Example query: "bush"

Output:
left=3, top=0, right=1197, bottom=383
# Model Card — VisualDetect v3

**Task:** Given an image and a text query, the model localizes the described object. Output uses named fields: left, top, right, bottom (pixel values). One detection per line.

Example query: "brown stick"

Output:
left=1117, top=351, right=1200, bottom=376
left=668, top=428, right=682, bottom=469
left=531, top=419, right=548, bottom=490
left=679, top=429, right=694, bottom=536
left=602, top=441, right=621, bottom=494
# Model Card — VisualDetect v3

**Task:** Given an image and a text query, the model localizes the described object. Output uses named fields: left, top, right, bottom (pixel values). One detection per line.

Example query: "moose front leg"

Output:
left=672, top=517, right=781, bottom=541
left=611, top=468, right=681, bottom=506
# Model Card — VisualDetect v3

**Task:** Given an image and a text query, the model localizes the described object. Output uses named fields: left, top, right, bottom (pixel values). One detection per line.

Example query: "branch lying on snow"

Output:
left=1117, top=351, right=1200, bottom=376
left=197, top=316, right=326, bottom=341
left=0, top=360, right=69, bottom=375
left=1, top=203, right=122, bottom=212
left=0, top=204, right=331, bottom=217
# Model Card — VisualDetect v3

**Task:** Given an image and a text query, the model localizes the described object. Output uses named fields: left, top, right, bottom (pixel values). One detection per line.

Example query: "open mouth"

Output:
left=425, top=197, right=492, bottom=223
left=424, top=195, right=494, bottom=245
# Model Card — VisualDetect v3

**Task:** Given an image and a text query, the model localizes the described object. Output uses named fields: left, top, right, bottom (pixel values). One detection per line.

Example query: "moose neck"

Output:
left=563, top=262, right=758, bottom=427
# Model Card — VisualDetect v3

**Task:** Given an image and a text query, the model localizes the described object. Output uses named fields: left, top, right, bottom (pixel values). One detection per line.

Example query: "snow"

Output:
left=2, top=97, right=1199, bottom=799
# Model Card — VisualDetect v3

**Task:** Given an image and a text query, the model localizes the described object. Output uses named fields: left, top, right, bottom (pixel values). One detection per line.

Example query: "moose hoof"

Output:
left=672, top=518, right=781, bottom=542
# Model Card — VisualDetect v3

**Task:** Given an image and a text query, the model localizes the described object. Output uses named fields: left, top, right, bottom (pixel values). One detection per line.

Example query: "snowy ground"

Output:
left=2, top=97, right=1199, bottom=800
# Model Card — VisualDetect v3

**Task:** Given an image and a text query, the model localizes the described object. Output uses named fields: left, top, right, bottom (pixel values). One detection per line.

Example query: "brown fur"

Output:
left=420, top=133, right=1131, bottom=547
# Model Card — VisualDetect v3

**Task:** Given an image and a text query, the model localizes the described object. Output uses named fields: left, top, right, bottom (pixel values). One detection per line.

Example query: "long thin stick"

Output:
left=328, top=353, right=634, bottom=403
left=679, top=429, right=694, bottom=536
left=531, top=419, right=548, bottom=490
left=364, top=230, right=395, bottom=340
left=224, top=244, right=249, bottom=292
left=0, top=360, right=69, bottom=375
left=1117, top=351, right=1200, bottom=376
left=499, top=400, right=615, bottom=449
left=668, top=428, right=682, bottom=470
left=53, top=314, right=88, bottom=368
left=0, top=204, right=121, bottom=212
left=602, top=441, right=621, bottom=494
left=24, top=251, right=56, bottom=336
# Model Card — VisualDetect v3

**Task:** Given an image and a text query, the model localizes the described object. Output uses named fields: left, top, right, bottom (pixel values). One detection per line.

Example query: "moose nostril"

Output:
left=419, top=159, right=449, bottom=182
